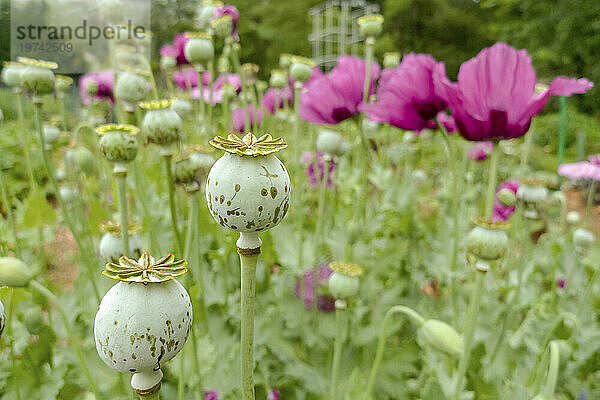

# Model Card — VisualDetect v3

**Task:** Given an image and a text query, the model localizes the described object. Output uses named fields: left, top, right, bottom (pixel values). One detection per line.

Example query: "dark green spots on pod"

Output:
left=235, top=184, right=240, bottom=192
left=227, top=201, right=231, bottom=206
left=129, top=368, right=136, bottom=372
left=261, top=188, right=268, bottom=196
left=231, top=225, right=237, bottom=229
left=114, top=320, right=118, bottom=325
left=273, top=206, right=281, bottom=224
left=270, top=187, right=278, bottom=199
left=131, top=353, right=137, bottom=359
left=215, top=181, right=218, bottom=186
left=220, top=195, right=225, bottom=204
left=258, top=206, right=263, bottom=212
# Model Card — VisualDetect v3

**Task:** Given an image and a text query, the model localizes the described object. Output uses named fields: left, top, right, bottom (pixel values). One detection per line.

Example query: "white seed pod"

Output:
left=197, top=2, right=219, bottom=30
left=327, top=262, right=363, bottom=301
left=207, top=152, right=290, bottom=232
left=2, top=62, right=24, bottom=87
left=357, top=14, right=384, bottom=37
left=316, top=130, right=347, bottom=157
left=140, top=100, right=183, bottom=148
left=99, top=232, right=144, bottom=263
left=184, top=33, right=214, bottom=65
left=0, top=299, right=5, bottom=337
left=573, top=228, right=596, bottom=252
left=115, top=72, right=148, bottom=104
left=170, top=99, right=193, bottom=119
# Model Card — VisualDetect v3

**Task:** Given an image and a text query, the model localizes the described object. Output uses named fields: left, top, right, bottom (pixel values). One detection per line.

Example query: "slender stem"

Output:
left=133, top=162, right=161, bottom=255
left=34, top=102, right=100, bottom=302
left=542, top=341, right=559, bottom=397
left=363, top=305, right=425, bottom=399
left=485, top=144, right=500, bottom=219
left=116, top=173, right=130, bottom=256
left=452, top=271, right=486, bottom=400
left=557, top=96, right=567, bottom=185
left=314, top=156, right=332, bottom=248
left=196, top=67, right=206, bottom=136
left=584, top=180, right=597, bottom=229
left=240, top=250, right=258, bottom=400
left=29, top=280, right=101, bottom=398
left=330, top=307, right=348, bottom=400
left=7, top=289, right=22, bottom=400
left=0, top=168, right=21, bottom=258
left=163, top=155, right=183, bottom=256
left=293, top=83, right=302, bottom=169
left=362, top=37, right=374, bottom=104
left=208, top=60, right=215, bottom=127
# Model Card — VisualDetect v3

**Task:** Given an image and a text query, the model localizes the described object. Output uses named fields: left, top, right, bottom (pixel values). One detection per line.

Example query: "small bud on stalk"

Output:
left=357, top=14, right=384, bottom=38
left=289, top=56, right=315, bottom=83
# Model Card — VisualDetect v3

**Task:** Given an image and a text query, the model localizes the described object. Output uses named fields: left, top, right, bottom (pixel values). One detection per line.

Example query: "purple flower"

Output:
left=557, top=278, right=566, bottom=289
left=160, top=44, right=178, bottom=58
left=204, top=390, right=218, bottom=400
left=492, top=180, right=519, bottom=222
left=294, top=263, right=335, bottom=312
left=360, top=53, right=447, bottom=131
left=201, top=73, right=242, bottom=104
left=232, top=105, right=264, bottom=133
left=173, top=34, right=191, bottom=65
left=173, top=68, right=201, bottom=90
left=558, top=156, right=600, bottom=181
left=302, top=152, right=336, bottom=188
left=436, top=111, right=457, bottom=133
left=268, top=390, right=280, bottom=400
left=433, top=42, right=594, bottom=141
left=467, top=141, right=494, bottom=161
left=300, top=56, right=380, bottom=125
left=261, top=86, right=293, bottom=114
left=213, top=5, right=239, bottom=40
left=79, top=70, right=114, bottom=105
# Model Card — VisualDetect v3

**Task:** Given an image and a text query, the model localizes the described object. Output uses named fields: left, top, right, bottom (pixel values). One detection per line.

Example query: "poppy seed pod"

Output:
left=184, top=33, right=214, bottom=65
left=289, top=56, right=315, bottom=83
left=269, top=70, right=288, bottom=89
left=241, top=63, right=259, bottom=86
left=206, top=133, right=291, bottom=233
left=0, top=299, right=5, bottom=337
left=279, top=53, right=293, bottom=70
left=99, top=221, right=144, bottom=262
left=198, top=2, right=220, bottom=29
left=566, top=211, right=581, bottom=225
left=95, top=253, right=192, bottom=378
left=517, top=181, right=548, bottom=220
left=328, top=262, right=363, bottom=300
left=170, top=99, right=193, bottom=119
left=383, top=52, right=401, bottom=69
left=357, top=14, right=384, bottom=37
left=115, top=72, right=148, bottom=105
left=466, top=219, right=509, bottom=261
left=2, top=62, right=24, bottom=87
left=97, top=124, right=139, bottom=164
left=573, top=228, right=595, bottom=252
left=55, top=75, right=73, bottom=93
left=0, top=257, right=32, bottom=287
left=140, top=100, right=182, bottom=149
left=211, top=15, right=233, bottom=38
left=316, top=130, right=346, bottom=157
left=18, top=57, right=57, bottom=97
left=421, top=319, right=464, bottom=358
left=173, top=155, right=200, bottom=188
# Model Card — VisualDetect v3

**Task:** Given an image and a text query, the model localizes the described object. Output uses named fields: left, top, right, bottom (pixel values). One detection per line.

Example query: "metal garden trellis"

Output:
left=308, top=0, right=380, bottom=70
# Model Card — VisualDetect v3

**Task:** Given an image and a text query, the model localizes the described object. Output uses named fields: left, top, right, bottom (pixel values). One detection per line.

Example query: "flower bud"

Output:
left=289, top=56, right=315, bottom=83
left=2, top=62, right=24, bottom=87
left=184, top=33, right=214, bottom=65
left=115, top=72, right=148, bottom=104
left=497, top=188, right=517, bottom=206
left=566, top=211, right=581, bottom=225
left=328, top=262, right=363, bottom=300
left=24, top=306, right=45, bottom=335
left=357, top=14, right=384, bottom=37
left=269, top=70, right=288, bottom=89
left=421, top=319, right=463, bottom=358
left=466, top=220, right=509, bottom=261
left=18, top=58, right=57, bottom=96
left=170, top=99, right=193, bottom=119
left=140, top=100, right=183, bottom=147
left=383, top=52, right=401, bottom=69
left=0, top=257, right=32, bottom=287
left=97, top=124, right=139, bottom=164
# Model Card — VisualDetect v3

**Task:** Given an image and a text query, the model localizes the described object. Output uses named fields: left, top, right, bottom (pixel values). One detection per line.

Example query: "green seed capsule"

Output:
left=143, top=108, right=183, bottom=146
left=466, top=225, right=508, bottom=261
left=20, top=66, right=55, bottom=96
left=24, top=307, right=45, bottom=335
left=184, top=35, right=214, bottom=65
left=99, top=130, right=138, bottom=163
left=115, top=72, right=148, bottom=104
left=328, top=272, right=360, bottom=300
left=357, top=14, right=384, bottom=37
left=289, top=57, right=314, bottom=83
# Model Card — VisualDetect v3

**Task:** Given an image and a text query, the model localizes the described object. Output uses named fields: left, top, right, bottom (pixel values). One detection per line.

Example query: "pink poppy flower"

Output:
left=467, top=141, right=494, bottom=161
left=261, top=86, right=293, bottom=114
left=360, top=53, right=448, bottom=131
left=173, top=33, right=190, bottom=65
left=213, top=5, right=239, bottom=41
left=160, top=44, right=178, bottom=58
left=204, top=390, right=218, bottom=400
left=79, top=70, right=114, bottom=105
left=492, top=180, right=519, bottom=222
left=558, top=156, right=600, bottom=181
left=433, top=42, right=594, bottom=141
left=232, top=105, right=263, bottom=133
left=300, top=56, right=380, bottom=125
left=302, top=152, right=336, bottom=188
left=294, top=263, right=335, bottom=312
left=268, top=390, right=280, bottom=400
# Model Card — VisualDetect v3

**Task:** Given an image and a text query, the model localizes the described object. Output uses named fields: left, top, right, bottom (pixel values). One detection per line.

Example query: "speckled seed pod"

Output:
left=97, top=124, right=139, bottom=164
left=328, top=262, right=362, bottom=300
left=115, top=72, right=148, bottom=104
left=170, top=99, right=193, bottom=119
left=184, top=33, right=214, bottom=65
left=0, top=299, right=5, bottom=337
left=206, top=133, right=290, bottom=233
left=357, top=14, right=384, bottom=37
left=466, top=220, right=509, bottom=261
left=94, top=253, right=192, bottom=375
left=18, top=57, right=57, bottom=96
left=383, top=52, right=401, bottom=69
left=421, top=319, right=463, bottom=358
left=269, top=70, right=288, bottom=89
left=2, top=62, right=24, bottom=87
left=289, top=57, right=315, bottom=83
left=140, top=100, right=182, bottom=148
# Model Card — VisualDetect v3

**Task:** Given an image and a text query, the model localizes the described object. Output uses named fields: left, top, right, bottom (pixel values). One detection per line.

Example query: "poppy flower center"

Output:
left=332, top=107, right=353, bottom=123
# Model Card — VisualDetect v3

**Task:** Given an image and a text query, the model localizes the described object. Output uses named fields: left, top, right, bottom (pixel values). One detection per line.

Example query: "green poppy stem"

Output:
left=541, top=341, right=560, bottom=397
left=485, top=144, right=500, bottom=220
left=29, top=280, right=101, bottom=399
left=452, top=269, right=486, bottom=400
left=163, top=155, right=183, bottom=256
left=239, top=245, right=259, bottom=400
left=0, top=167, right=21, bottom=258
left=116, top=172, right=130, bottom=256
left=330, top=305, right=348, bottom=400
left=363, top=305, right=425, bottom=399
left=557, top=96, right=567, bottom=185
